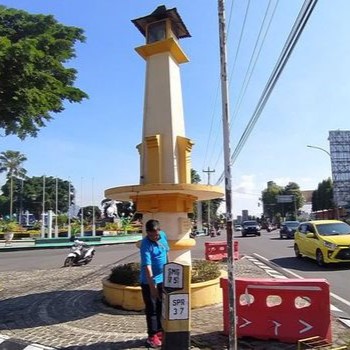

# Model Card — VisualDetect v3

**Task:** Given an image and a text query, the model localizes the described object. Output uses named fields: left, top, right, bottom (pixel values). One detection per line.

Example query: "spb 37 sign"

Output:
left=168, top=294, right=189, bottom=320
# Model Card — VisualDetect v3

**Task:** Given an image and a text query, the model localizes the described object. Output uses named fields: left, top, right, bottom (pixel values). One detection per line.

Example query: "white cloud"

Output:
left=233, top=175, right=257, bottom=197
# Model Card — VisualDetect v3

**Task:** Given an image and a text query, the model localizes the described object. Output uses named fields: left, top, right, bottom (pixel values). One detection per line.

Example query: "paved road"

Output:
left=0, top=235, right=217, bottom=272
left=0, top=243, right=139, bottom=272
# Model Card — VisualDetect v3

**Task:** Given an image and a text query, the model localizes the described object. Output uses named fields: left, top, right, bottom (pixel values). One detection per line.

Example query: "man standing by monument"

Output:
left=140, top=219, right=169, bottom=348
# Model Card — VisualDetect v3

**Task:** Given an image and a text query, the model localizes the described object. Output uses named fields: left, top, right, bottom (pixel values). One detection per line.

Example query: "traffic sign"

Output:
left=168, top=294, right=189, bottom=320
left=164, top=262, right=184, bottom=290
left=276, top=195, right=294, bottom=203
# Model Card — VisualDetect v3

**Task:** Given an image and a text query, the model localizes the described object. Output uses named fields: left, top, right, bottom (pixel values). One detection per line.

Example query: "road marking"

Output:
left=338, top=318, right=350, bottom=328
left=0, top=335, right=55, bottom=350
left=24, top=345, right=55, bottom=350
left=0, top=335, right=10, bottom=344
left=247, top=255, right=288, bottom=279
left=330, top=291, right=350, bottom=308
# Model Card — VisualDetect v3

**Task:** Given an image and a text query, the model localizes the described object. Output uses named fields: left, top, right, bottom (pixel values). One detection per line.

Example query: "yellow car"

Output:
left=294, top=219, right=350, bottom=267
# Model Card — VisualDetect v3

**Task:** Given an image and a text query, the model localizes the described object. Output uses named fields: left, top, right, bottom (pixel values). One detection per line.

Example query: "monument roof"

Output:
left=132, top=5, right=191, bottom=39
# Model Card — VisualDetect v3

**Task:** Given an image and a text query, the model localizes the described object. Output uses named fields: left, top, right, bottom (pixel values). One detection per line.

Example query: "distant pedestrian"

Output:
left=140, top=219, right=169, bottom=348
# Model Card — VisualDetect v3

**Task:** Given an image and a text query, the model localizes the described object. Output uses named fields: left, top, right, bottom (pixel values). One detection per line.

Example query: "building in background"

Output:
left=329, top=130, right=350, bottom=207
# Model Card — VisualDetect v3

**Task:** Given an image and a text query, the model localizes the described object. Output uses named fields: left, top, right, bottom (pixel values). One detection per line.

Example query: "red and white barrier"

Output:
left=220, top=277, right=332, bottom=343
left=204, top=241, right=239, bottom=261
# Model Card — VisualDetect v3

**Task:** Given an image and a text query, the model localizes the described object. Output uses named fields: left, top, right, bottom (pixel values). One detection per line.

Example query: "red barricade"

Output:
left=205, top=241, right=239, bottom=261
left=220, top=277, right=331, bottom=343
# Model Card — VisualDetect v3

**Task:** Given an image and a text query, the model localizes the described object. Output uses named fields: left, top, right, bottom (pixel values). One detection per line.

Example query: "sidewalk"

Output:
left=0, top=253, right=349, bottom=349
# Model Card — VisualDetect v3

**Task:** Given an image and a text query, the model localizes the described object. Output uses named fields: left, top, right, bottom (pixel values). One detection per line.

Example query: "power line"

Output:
left=207, top=0, right=252, bottom=167
left=212, top=0, right=279, bottom=171
left=230, top=0, right=279, bottom=125
left=216, top=0, right=319, bottom=186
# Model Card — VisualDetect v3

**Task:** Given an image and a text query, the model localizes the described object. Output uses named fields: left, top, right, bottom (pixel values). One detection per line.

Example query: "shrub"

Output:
left=109, top=262, right=141, bottom=286
left=191, top=259, right=221, bottom=283
left=104, top=222, right=119, bottom=231
left=108, top=260, right=221, bottom=286
left=0, top=220, right=21, bottom=232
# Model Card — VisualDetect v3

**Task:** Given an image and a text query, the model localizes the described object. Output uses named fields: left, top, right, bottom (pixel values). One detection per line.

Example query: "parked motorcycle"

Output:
left=64, top=240, right=95, bottom=267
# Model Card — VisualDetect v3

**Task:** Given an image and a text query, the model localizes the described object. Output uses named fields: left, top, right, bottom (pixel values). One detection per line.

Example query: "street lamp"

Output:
left=67, top=180, right=72, bottom=238
left=80, top=177, right=84, bottom=236
left=55, top=177, right=59, bottom=238
left=19, top=178, right=24, bottom=225
left=41, top=175, right=46, bottom=238
left=306, top=145, right=330, bottom=157
left=92, top=178, right=96, bottom=237
left=306, top=144, right=338, bottom=218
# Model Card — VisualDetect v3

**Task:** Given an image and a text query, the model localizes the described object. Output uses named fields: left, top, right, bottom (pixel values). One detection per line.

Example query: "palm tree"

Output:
left=0, top=150, right=27, bottom=219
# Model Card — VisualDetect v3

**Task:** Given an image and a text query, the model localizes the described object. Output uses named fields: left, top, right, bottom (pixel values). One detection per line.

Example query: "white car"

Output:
left=234, top=224, right=242, bottom=232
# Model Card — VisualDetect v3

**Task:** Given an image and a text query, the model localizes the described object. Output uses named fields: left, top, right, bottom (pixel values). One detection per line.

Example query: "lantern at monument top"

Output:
left=132, top=5, right=191, bottom=43
left=132, top=6, right=191, bottom=64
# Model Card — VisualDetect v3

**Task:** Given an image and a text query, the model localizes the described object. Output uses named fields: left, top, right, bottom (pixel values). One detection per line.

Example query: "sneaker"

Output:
left=146, top=334, right=162, bottom=348
left=156, top=331, right=163, bottom=342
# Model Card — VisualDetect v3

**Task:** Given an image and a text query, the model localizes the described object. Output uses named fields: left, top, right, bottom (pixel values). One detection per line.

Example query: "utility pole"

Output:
left=203, top=167, right=215, bottom=234
left=218, top=0, right=237, bottom=349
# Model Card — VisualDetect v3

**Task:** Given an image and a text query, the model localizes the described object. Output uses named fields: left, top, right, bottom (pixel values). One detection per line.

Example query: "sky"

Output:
left=1, top=0, right=350, bottom=218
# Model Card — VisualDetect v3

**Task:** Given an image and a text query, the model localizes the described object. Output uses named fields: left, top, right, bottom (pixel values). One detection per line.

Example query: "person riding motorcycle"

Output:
left=72, top=239, right=89, bottom=257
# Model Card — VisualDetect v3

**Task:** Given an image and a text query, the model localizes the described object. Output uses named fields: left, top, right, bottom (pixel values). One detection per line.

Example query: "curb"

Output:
left=246, top=255, right=289, bottom=279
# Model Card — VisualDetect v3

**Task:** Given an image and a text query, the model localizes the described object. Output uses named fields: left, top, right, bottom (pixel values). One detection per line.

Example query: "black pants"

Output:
left=141, top=283, right=163, bottom=336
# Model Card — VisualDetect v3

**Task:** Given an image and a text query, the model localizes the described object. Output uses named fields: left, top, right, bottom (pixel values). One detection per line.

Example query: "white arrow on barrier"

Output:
left=271, top=320, right=281, bottom=335
left=239, top=317, right=252, bottom=328
left=299, top=319, right=313, bottom=334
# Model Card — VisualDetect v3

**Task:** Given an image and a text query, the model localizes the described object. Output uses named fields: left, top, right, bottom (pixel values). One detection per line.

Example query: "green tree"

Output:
left=0, top=150, right=27, bottom=218
left=283, top=182, right=304, bottom=219
left=1, top=175, right=75, bottom=219
left=261, top=181, right=282, bottom=220
left=261, top=181, right=304, bottom=221
left=190, top=168, right=223, bottom=226
left=78, top=206, right=102, bottom=223
left=201, top=198, right=224, bottom=227
left=0, top=6, right=88, bottom=139
left=312, top=178, right=333, bottom=211
left=191, top=168, right=201, bottom=184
